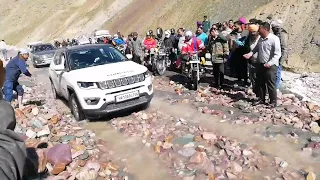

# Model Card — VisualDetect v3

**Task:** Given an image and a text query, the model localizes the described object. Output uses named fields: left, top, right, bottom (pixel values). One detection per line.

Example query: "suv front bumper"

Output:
left=83, top=92, right=153, bottom=117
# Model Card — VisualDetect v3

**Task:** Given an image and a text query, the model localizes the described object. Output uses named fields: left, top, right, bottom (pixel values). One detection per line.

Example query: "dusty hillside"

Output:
left=0, top=0, right=319, bottom=72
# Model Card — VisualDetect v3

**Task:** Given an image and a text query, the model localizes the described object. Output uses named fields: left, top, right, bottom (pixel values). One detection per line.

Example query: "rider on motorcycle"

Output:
left=177, top=31, right=205, bottom=68
left=143, top=32, right=157, bottom=51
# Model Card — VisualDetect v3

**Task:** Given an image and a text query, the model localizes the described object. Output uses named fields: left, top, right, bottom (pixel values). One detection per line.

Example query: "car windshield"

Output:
left=69, top=46, right=126, bottom=70
left=34, top=44, right=54, bottom=52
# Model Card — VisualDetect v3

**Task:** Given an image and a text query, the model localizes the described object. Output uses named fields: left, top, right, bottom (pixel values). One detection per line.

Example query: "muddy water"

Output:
left=150, top=97, right=320, bottom=172
left=85, top=123, right=173, bottom=180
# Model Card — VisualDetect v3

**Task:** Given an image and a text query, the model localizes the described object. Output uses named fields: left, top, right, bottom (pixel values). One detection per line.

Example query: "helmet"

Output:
left=156, top=27, right=163, bottom=38
left=164, top=30, right=170, bottom=38
left=114, top=34, right=119, bottom=39
left=170, top=28, right=175, bottom=34
left=146, top=31, right=151, bottom=36
left=185, top=31, right=193, bottom=39
left=149, top=30, right=153, bottom=35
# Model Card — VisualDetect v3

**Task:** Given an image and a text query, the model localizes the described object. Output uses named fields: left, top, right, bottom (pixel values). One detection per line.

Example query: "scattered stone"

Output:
left=311, top=136, right=320, bottom=142
left=32, top=107, right=39, bottom=116
left=202, top=132, right=217, bottom=141
left=306, top=172, right=316, bottom=180
left=178, top=148, right=196, bottom=157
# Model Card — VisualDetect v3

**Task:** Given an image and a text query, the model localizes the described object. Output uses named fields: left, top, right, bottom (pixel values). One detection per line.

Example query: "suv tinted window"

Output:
left=34, top=44, right=54, bottom=53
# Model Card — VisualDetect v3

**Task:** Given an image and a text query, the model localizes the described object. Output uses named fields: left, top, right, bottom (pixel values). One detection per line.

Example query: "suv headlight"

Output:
left=77, top=82, right=98, bottom=89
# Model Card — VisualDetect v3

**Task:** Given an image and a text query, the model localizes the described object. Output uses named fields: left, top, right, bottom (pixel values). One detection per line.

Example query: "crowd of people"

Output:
left=119, top=15, right=288, bottom=108
left=0, top=13, right=291, bottom=179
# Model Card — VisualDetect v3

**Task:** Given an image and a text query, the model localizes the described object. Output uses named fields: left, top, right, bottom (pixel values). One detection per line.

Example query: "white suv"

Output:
left=48, top=44, right=153, bottom=121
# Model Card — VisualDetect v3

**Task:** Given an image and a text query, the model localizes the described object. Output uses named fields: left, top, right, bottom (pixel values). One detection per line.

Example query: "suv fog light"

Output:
left=148, top=84, right=153, bottom=91
left=84, top=97, right=100, bottom=105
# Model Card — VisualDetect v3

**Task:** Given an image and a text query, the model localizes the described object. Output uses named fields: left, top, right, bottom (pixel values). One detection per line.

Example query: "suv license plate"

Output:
left=115, top=91, right=139, bottom=102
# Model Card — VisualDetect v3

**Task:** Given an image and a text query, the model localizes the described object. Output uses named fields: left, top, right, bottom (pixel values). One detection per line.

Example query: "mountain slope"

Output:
left=0, top=0, right=319, bottom=72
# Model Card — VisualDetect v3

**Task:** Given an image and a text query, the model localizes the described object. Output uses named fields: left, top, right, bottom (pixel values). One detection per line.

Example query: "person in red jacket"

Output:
left=143, top=32, right=156, bottom=51
left=176, top=30, right=205, bottom=68
left=181, top=31, right=205, bottom=55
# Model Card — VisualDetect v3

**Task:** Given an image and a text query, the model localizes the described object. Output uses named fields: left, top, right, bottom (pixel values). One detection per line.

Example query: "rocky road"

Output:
left=14, top=65, right=320, bottom=180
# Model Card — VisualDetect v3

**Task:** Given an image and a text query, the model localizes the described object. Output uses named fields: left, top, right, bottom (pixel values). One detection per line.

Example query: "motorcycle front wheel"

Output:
left=191, top=70, right=199, bottom=90
left=156, top=58, right=166, bottom=76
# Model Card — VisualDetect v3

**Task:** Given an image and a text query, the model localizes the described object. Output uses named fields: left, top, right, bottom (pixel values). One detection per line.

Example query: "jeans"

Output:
left=3, top=80, right=24, bottom=102
left=276, top=65, right=282, bottom=89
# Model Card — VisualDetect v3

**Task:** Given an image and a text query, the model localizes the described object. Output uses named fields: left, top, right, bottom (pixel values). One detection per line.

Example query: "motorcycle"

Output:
left=154, top=47, right=171, bottom=75
left=181, top=52, right=206, bottom=90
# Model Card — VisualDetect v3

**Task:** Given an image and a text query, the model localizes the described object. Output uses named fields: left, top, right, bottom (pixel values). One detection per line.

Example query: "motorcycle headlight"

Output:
left=143, top=71, right=151, bottom=78
left=77, top=82, right=98, bottom=89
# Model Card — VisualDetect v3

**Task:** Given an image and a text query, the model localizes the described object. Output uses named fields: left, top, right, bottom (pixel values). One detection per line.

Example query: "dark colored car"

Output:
left=30, top=43, right=56, bottom=68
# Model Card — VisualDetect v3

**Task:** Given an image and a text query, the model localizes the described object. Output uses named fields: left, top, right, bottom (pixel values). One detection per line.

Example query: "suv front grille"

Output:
left=99, top=73, right=145, bottom=89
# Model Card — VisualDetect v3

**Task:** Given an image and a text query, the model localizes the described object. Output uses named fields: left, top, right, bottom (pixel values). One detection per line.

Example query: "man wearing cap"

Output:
left=3, top=49, right=32, bottom=109
left=271, top=19, right=288, bottom=90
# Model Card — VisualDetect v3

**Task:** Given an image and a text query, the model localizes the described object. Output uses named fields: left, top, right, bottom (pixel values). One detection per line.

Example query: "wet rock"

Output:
left=226, top=171, right=237, bottom=179
left=310, top=123, right=320, bottom=134
left=202, top=132, right=217, bottom=141
left=37, top=125, right=51, bottom=137
left=232, top=162, right=243, bottom=173
left=32, top=107, right=39, bottom=116
left=30, top=119, right=43, bottom=129
left=26, top=129, right=37, bottom=139
left=189, top=152, right=207, bottom=164
left=51, top=162, right=66, bottom=175
left=47, top=144, right=72, bottom=166
left=85, top=161, right=100, bottom=172
left=242, top=150, right=253, bottom=156
left=280, top=161, right=289, bottom=168
left=163, top=142, right=173, bottom=149
left=306, top=172, right=316, bottom=180
left=174, top=134, right=195, bottom=145
left=60, top=135, right=76, bottom=143
left=76, top=169, right=98, bottom=180
left=36, top=149, right=48, bottom=173
left=311, top=136, right=320, bottom=142
left=178, top=148, right=196, bottom=157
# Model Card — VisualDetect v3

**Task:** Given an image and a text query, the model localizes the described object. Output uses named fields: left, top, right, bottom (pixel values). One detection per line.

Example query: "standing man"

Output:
left=3, top=49, right=32, bottom=109
left=244, top=22, right=281, bottom=107
left=130, top=32, right=145, bottom=65
left=203, top=16, right=211, bottom=34
left=0, top=40, right=7, bottom=61
left=196, top=26, right=208, bottom=45
left=271, top=19, right=288, bottom=90
left=208, top=27, right=229, bottom=89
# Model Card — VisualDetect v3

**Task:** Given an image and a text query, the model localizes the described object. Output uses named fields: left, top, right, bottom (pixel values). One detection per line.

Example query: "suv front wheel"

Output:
left=69, top=93, right=85, bottom=121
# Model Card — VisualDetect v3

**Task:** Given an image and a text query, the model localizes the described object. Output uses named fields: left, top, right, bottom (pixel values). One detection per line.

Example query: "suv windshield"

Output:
left=69, top=46, right=126, bottom=70
left=34, top=44, right=54, bottom=53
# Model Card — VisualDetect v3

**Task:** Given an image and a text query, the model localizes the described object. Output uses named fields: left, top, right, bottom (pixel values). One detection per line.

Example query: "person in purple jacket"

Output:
left=3, top=48, right=31, bottom=109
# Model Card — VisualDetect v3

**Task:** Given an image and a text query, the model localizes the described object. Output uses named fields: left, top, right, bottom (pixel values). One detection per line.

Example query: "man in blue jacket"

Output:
left=3, top=48, right=31, bottom=109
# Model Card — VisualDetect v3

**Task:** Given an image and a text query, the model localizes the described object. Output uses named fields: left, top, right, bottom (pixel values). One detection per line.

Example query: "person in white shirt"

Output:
left=0, top=40, right=7, bottom=61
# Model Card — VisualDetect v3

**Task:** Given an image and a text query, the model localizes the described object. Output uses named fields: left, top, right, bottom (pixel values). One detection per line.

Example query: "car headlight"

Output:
left=77, top=82, right=98, bottom=89
left=143, top=71, right=151, bottom=78
left=33, top=55, right=41, bottom=60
